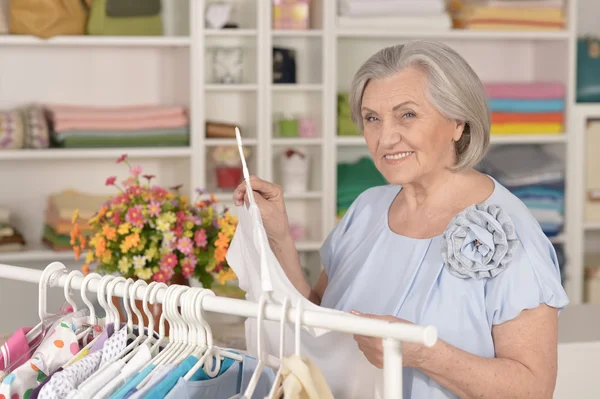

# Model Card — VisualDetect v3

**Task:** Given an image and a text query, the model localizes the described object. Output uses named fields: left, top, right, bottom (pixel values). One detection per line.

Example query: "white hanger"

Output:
left=242, top=293, right=269, bottom=398
left=182, top=289, right=214, bottom=380
left=161, top=285, right=196, bottom=366
left=267, top=296, right=291, bottom=399
left=294, top=299, right=303, bottom=357
left=26, top=262, right=67, bottom=343
left=106, top=276, right=125, bottom=330
left=145, top=282, right=168, bottom=356
left=63, top=270, right=83, bottom=312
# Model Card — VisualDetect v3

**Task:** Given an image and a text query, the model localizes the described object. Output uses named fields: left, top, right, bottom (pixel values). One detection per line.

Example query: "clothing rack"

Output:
left=0, top=262, right=438, bottom=398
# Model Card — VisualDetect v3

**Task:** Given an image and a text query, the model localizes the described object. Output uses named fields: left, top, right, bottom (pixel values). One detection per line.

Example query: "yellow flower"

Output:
left=120, top=241, right=131, bottom=254
left=184, top=221, right=194, bottom=230
left=220, top=224, right=236, bottom=237
left=215, top=269, right=237, bottom=285
left=85, top=250, right=94, bottom=265
left=162, top=212, right=176, bottom=225
left=71, top=209, right=79, bottom=223
left=159, top=246, right=171, bottom=256
left=118, top=257, right=131, bottom=274
left=184, top=230, right=193, bottom=239
left=132, top=227, right=142, bottom=234
left=118, top=223, right=131, bottom=235
left=125, top=233, right=140, bottom=248
left=106, top=211, right=113, bottom=218
left=135, top=268, right=153, bottom=281
left=156, top=219, right=170, bottom=232
left=152, top=266, right=159, bottom=273
left=144, top=246, right=158, bottom=261
left=101, top=250, right=113, bottom=264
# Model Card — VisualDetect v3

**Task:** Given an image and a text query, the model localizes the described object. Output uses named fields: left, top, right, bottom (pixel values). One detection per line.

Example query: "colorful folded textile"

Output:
left=488, top=99, right=565, bottom=112
left=490, top=123, right=562, bottom=134
left=491, top=112, right=563, bottom=124
left=484, top=82, right=565, bottom=99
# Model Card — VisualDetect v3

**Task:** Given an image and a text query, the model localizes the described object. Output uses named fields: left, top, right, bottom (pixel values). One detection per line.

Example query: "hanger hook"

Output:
left=257, top=294, right=268, bottom=362
left=80, top=272, right=101, bottom=324
left=122, top=279, right=134, bottom=332
left=279, top=296, right=290, bottom=360
left=97, top=275, right=116, bottom=325
left=39, top=262, right=67, bottom=321
left=142, top=282, right=161, bottom=335
left=63, top=270, right=83, bottom=312
left=149, top=282, right=168, bottom=339
left=107, top=277, right=126, bottom=329
left=129, top=279, right=147, bottom=334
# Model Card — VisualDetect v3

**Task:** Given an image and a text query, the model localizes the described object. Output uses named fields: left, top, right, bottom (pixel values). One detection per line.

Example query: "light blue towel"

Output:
left=488, top=99, right=565, bottom=112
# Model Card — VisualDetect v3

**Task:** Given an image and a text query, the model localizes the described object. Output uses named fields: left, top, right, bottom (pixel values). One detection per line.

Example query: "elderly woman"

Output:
left=234, top=40, right=569, bottom=399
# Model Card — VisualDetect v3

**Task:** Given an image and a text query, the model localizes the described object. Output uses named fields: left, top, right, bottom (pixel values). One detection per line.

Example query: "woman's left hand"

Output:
left=351, top=310, right=424, bottom=369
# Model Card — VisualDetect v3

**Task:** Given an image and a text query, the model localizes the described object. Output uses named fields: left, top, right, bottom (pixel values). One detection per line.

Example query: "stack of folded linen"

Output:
left=337, top=157, right=388, bottom=220
left=46, top=104, right=190, bottom=148
left=0, top=206, right=25, bottom=252
left=337, top=93, right=359, bottom=136
left=43, top=190, right=107, bottom=251
left=453, top=0, right=565, bottom=31
left=337, top=0, right=452, bottom=31
left=480, top=145, right=565, bottom=237
left=485, top=82, right=565, bottom=135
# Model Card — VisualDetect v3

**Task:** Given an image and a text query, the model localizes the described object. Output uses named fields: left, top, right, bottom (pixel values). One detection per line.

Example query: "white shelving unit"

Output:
left=0, top=0, right=591, bottom=301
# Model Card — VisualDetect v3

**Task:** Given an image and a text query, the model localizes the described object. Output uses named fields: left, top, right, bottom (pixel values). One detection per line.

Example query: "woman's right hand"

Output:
left=233, top=175, right=291, bottom=246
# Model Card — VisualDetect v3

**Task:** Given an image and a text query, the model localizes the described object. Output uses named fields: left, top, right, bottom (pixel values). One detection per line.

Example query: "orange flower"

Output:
left=215, top=232, right=229, bottom=249
left=82, top=264, right=89, bottom=275
left=73, top=246, right=81, bottom=260
left=125, top=233, right=140, bottom=248
left=98, top=205, right=109, bottom=218
left=79, top=236, right=87, bottom=250
left=214, top=246, right=227, bottom=263
left=102, top=225, right=117, bottom=241
left=69, top=224, right=80, bottom=245
left=95, top=236, right=106, bottom=258
left=210, top=194, right=219, bottom=203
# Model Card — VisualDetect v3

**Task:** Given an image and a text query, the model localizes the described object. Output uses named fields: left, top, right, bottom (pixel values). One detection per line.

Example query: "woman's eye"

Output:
left=364, top=116, right=378, bottom=122
left=403, top=112, right=416, bottom=118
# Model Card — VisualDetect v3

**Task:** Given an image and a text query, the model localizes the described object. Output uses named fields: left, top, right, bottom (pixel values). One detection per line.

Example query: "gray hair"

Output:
left=349, top=40, right=490, bottom=171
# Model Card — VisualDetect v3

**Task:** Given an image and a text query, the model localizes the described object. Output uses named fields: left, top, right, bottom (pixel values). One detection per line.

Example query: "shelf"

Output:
left=284, top=191, right=322, bottom=200
left=272, top=138, right=323, bottom=146
left=271, top=84, right=323, bottom=92
left=295, top=241, right=322, bottom=252
left=204, top=138, right=258, bottom=146
left=336, top=29, right=571, bottom=41
left=585, top=222, right=600, bottom=231
left=0, top=246, right=76, bottom=263
left=550, top=234, right=566, bottom=244
left=335, top=135, right=567, bottom=146
left=272, top=30, right=323, bottom=37
left=205, top=84, right=258, bottom=92
left=490, top=134, right=567, bottom=144
left=205, top=29, right=257, bottom=37
left=0, top=147, right=191, bottom=161
left=0, top=35, right=191, bottom=47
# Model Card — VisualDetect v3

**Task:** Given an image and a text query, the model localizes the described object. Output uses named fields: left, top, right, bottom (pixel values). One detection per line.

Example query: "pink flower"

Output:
left=112, top=212, right=122, bottom=226
left=177, top=237, right=194, bottom=255
left=148, top=201, right=162, bottom=217
left=130, top=165, right=142, bottom=177
left=105, top=176, right=116, bottom=186
left=123, top=176, right=137, bottom=188
left=153, top=268, right=174, bottom=283
left=181, top=256, right=197, bottom=278
left=173, top=225, right=184, bottom=238
left=176, top=211, right=186, bottom=223
left=151, top=186, right=168, bottom=200
left=160, top=253, right=178, bottom=270
left=116, top=154, right=128, bottom=164
left=126, top=205, right=146, bottom=228
left=127, top=186, right=143, bottom=197
left=112, top=195, right=129, bottom=206
left=194, top=229, right=207, bottom=248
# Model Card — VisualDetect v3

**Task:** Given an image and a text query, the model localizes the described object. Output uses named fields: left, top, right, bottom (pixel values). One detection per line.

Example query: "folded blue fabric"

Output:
left=488, top=99, right=565, bottom=112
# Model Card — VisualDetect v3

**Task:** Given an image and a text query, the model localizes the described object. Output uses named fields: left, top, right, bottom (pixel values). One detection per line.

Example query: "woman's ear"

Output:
left=453, top=121, right=466, bottom=142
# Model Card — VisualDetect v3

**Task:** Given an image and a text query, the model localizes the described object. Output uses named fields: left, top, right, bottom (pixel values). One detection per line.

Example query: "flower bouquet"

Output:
left=70, top=154, right=238, bottom=288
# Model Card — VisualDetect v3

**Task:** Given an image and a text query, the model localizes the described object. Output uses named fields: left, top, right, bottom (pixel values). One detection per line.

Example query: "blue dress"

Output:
left=319, top=177, right=569, bottom=398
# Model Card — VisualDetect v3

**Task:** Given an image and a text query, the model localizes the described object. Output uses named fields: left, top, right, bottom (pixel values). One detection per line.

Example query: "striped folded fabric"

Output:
left=485, top=81, right=565, bottom=135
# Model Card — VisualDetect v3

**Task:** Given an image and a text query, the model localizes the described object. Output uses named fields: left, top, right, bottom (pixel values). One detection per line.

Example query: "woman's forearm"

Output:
left=269, top=234, right=314, bottom=300
left=418, top=340, right=552, bottom=399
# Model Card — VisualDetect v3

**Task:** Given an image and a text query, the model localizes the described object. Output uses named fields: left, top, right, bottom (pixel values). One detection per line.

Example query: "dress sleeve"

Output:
left=485, top=228, right=569, bottom=326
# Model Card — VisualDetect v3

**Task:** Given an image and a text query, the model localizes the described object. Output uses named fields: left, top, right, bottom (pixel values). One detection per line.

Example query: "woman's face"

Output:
left=361, top=67, right=465, bottom=186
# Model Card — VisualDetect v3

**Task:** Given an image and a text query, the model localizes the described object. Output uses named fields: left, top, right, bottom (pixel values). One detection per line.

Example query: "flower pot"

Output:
left=216, top=166, right=243, bottom=189
left=281, top=149, right=309, bottom=193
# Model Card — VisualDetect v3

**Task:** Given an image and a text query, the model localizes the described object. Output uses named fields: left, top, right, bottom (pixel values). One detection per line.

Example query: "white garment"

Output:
left=226, top=203, right=384, bottom=398
left=93, top=344, right=152, bottom=398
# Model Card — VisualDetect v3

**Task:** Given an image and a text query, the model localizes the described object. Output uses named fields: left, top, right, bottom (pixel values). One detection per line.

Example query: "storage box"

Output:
left=272, top=0, right=310, bottom=30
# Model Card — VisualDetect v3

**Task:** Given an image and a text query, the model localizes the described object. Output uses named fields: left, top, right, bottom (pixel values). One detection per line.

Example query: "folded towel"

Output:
left=487, top=0, right=564, bottom=8
left=491, top=123, right=563, bottom=134
left=466, top=19, right=564, bottom=28
left=468, top=7, right=564, bottom=21
left=491, top=112, right=563, bottom=124
left=488, top=99, right=565, bottom=112
left=485, top=82, right=564, bottom=99
left=53, top=127, right=189, bottom=140
left=337, top=14, right=452, bottom=30
left=466, top=23, right=565, bottom=30
left=339, top=0, right=446, bottom=17
left=47, top=105, right=186, bottom=121
left=53, top=115, right=188, bottom=132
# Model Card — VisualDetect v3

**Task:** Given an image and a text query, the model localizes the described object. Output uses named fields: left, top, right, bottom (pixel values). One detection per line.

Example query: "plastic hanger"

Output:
left=182, top=289, right=215, bottom=380
left=159, top=285, right=195, bottom=366
left=267, top=296, right=291, bottom=399
left=145, top=282, right=168, bottom=356
left=26, top=262, right=68, bottom=343
left=241, top=292, right=269, bottom=398
left=106, top=276, right=126, bottom=330
left=63, top=270, right=83, bottom=312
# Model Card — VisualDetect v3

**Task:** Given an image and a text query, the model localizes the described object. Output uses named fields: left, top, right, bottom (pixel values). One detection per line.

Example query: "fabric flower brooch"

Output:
left=441, top=202, right=520, bottom=280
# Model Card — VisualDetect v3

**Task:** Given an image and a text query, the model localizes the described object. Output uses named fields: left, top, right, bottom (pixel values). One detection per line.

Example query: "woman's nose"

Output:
left=379, top=121, right=402, bottom=146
